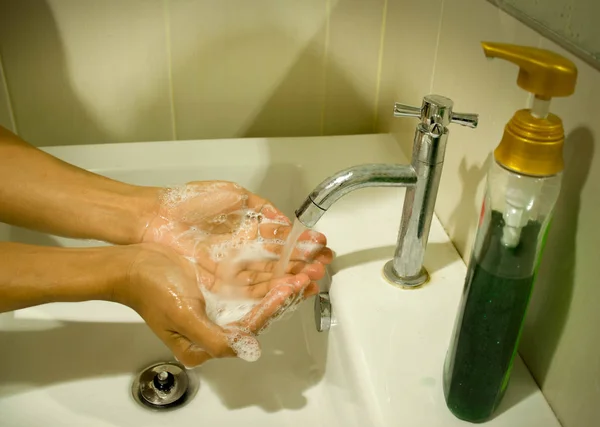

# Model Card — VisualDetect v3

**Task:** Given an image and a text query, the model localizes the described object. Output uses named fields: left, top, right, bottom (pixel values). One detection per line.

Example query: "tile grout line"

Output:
left=163, top=0, right=178, bottom=141
left=373, top=0, right=389, bottom=132
left=428, top=0, right=446, bottom=94
left=320, top=0, right=331, bottom=136
left=0, top=51, right=18, bottom=133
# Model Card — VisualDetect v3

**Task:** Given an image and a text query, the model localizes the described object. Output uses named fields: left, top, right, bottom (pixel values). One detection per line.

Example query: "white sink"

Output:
left=0, top=134, right=559, bottom=426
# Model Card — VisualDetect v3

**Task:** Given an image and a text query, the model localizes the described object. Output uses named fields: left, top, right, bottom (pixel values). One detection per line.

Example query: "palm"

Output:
left=127, top=243, right=311, bottom=365
left=143, top=181, right=331, bottom=298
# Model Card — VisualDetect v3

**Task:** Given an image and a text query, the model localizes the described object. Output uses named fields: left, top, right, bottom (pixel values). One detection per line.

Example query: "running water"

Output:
left=273, top=218, right=307, bottom=278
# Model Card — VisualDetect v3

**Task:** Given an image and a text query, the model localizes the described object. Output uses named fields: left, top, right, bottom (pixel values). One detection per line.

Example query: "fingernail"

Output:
left=293, top=275, right=310, bottom=286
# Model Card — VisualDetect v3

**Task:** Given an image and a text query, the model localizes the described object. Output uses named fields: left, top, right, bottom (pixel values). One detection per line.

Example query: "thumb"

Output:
left=179, top=274, right=310, bottom=364
left=237, top=273, right=311, bottom=332
left=221, top=275, right=309, bottom=362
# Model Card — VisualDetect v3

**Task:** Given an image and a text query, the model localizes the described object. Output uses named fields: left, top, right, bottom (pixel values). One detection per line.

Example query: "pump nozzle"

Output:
left=482, top=42, right=578, bottom=248
left=481, top=42, right=577, bottom=100
left=482, top=42, right=578, bottom=177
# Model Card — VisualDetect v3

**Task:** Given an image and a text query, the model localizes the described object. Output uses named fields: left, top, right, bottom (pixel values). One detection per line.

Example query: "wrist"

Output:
left=112, top=243, right=192, bottom=312
left=110, top=242, right=169, bottom=309
left=101, top=185, right=161, bottom=245
left=124, top=185, right=162, bottom=244
left=104, top=244, right=146, bottom=306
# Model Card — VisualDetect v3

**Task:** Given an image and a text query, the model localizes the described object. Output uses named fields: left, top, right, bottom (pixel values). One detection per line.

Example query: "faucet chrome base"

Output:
left=383, top=260, right=429, bottom=288
left=296, top=95, right=477, bottom=292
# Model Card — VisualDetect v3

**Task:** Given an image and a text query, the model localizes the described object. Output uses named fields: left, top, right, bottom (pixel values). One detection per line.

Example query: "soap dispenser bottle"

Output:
left=443, top=42, right=578, bottom=423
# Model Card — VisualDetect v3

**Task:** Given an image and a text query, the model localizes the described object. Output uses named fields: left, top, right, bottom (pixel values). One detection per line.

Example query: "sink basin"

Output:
left=0, top=134, right=559, bottom=426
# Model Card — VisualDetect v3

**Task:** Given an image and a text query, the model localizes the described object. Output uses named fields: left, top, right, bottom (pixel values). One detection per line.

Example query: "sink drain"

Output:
left=132, top=362, right=198, bottom=411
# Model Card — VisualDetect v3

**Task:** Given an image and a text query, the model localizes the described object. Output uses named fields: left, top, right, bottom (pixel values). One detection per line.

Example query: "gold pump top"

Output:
left=481, top=42, right=578, bottom=176
left=481, top=42, right=577, bottom=99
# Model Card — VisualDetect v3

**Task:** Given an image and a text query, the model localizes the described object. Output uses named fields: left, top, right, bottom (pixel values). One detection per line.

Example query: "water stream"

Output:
left=273, top=218, right=307, bottom=278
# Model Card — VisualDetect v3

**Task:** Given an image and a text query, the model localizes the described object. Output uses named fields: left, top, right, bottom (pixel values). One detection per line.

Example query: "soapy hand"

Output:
left=119, top=243, right=313, bottom=366
left=136, top=181, right=332, bottom=364
left=142, top=181, right=333, bottom=299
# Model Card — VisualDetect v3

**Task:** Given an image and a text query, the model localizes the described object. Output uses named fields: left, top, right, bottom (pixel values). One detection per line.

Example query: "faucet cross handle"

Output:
left=394, top=94, right=478, bottom=129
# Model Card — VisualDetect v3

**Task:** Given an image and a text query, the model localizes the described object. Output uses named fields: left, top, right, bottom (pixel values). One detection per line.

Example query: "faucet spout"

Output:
left=295, top=164, right=417, bottom=228
left=296, top=95, right=477, bottom=289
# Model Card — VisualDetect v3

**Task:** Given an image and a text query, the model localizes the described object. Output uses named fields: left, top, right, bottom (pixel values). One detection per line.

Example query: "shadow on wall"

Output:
left=241, top=10, right=375, bottom=137
left=0, top=1, right=109, bottom=145
left=0, top=0, right=374, bottom=146
left=166, top=0, right=376, bottom=138
left=445, top=154, right=490, bottom=258
left=519, top=127, right=595, bottom=385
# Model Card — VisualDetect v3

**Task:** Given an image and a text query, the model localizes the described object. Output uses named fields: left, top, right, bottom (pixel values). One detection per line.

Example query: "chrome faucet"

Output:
left=296, top=95, right=478, bottom=287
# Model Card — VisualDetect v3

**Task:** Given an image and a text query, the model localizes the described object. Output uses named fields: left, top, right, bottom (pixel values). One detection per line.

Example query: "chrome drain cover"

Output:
left=132, top=362, right=197, bottom=410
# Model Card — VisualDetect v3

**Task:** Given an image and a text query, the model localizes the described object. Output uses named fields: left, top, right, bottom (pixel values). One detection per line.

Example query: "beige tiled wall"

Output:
left=378, top=1, right=599, bottom=426
left=1, top=0, right=599, bottom=426
left=167, top=0, right=328, bottom=139
left=0, top=0, right=387, bottom=146
left=377, top=0, right=443, bottom=139
left=323, top=0, right=384, bottom=135
left=0, top=0, right=174, bottom=145
left=519, top=37, right=600, bottom=427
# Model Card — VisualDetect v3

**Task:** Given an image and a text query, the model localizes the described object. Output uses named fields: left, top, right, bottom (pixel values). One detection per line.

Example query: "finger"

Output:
left=244, top=192, right=270, bottom=211
left=301, top=262, right=326, bottom=281
left=262, top=205, right=290, bottom=224
left=239, top=274, right=311, bottom=332
left=222, top=328, right=262, bottom=362
left=170, top=259, right=261, bottom=362
left=298, top=229, right=328, bottom=246
left=228, top=272, right=300, bottom=299
left=163, top=332, right=213, bottom=368
left=244, top=275, right=293, bottom=299
left=180, top=312, right=261, bottom=362
left=304, top=282, right=319, bottom=298
left=315, top=247, right=334, bottom=264
left=258, top=222, right=292, bottom=240
left=257, top=217, right=331, bottom=240
left=293, top=230, right=328, bottom=258
left=211, top=240, right=271, bottom=280
left=260, top=243, right=325, bottom=261
left=247, top=196, right=290, bottom=225
left=281, top=280, right=317, bottom=312
left=258, top=228, right=327, bottom=249
left=236, top=212, right=260, bottom=241
left=233, top=270, right=273, bottom=286
left=177, top=301, right=238, bottom=360
left=201, top=213, right=247, bottom=235
left=257, top=229, right=327, bottom=258
left=244, top=259, right=306, bottom=275
left=257, top=278, right=315, bottom=328
left=244, top=258, right=322, bottom=281
left=175, top=219, right=263, bottom=266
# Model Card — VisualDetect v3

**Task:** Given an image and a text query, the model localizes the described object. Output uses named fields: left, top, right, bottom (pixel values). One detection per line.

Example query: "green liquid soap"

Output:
left=444, top=211, right=542, bottom=423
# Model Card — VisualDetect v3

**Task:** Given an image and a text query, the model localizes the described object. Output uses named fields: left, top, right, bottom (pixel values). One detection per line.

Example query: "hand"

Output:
left=118, top=243, right=312, bottom=366
left=142, top=181, right=333, bottom=299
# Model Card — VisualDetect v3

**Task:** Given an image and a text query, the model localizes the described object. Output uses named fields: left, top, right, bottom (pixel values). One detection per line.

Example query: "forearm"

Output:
left=0, top=242, right=136, bottom=312
left=0, top=126, right=159, bottom=244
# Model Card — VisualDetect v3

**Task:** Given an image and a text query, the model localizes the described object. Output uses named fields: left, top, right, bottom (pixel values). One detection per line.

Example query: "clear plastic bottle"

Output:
left=443, top=41, right=577, bottom=423
left=443, top=160, right=561, bottom=422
